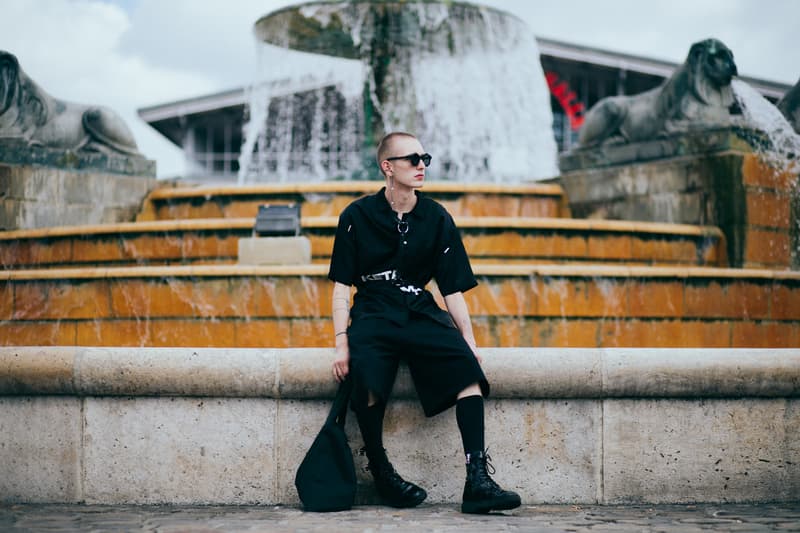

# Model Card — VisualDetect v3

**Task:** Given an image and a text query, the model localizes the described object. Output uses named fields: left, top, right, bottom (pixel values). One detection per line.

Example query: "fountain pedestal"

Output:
left=237, top=236, right=312, bottom=265
left=559, top=128, right=800, bottom=270
left=0, top=140, right=156, bottom=231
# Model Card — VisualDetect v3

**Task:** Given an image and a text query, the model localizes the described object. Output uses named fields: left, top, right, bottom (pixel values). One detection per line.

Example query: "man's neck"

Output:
left=385, top=185, right=417, bottom=217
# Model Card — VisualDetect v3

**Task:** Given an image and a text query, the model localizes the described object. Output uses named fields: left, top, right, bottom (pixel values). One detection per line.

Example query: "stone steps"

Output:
left=0, top=216, right=726, bottom=269
left=138, top=181, right=568, bottom=220
left=2, top=263, right=798, bottom=348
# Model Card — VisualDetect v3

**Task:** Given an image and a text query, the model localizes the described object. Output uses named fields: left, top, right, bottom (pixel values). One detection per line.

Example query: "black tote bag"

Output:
left=294, top=377, right=356, bottom=512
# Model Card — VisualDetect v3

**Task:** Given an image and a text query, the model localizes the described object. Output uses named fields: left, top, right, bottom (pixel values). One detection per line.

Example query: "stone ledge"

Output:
left=0, top=215, right=723, bottom=241
left=146, top=181, right=565, bottom=200
left=1, top=347, right=798, bottom=399
left=3, top=263, right=799, bottom=281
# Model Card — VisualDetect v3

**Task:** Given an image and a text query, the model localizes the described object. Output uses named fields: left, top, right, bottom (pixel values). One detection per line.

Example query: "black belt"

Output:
left=360, top=269, right=423, bottom=295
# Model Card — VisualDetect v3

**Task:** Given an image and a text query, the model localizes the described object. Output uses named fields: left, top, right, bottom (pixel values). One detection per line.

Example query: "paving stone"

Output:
left=1, top=503, right=799, bottom=532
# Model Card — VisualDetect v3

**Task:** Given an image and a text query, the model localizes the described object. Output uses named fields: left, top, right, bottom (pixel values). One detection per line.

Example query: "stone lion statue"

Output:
left=577, top=38, right=739, bottom=147
left=777, top=77, right=800, bottom=135
left=0, top=50, right=141, bottom=156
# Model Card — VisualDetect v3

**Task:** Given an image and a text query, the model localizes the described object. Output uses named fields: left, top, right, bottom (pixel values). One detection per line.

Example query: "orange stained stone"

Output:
left=535, top=318, right=598, bottom=347
left=290, top=318, right=333, bottom=347
left=493, top=317, right=534, bottom=347
left=13, top=280, right=111, bottom=320
left=72, top=236, right=123, bottom=264
left=771, top=282, right=800, bottom=320
left=180, top=233, right=239, bottom=260
left=304, top=195, right=363, bottom=217
left=0, top=240, right=29, bottom=267
left=307, top=235, right=334, bottom=259
left=121, top=234, right=184, bottom=261
left=236, top=319, right=293, bottom=348
left=26, top=238, right=73, bottom=266
left=0, top=283, right=11, bottom=320
left=628, top=280, right=684, bottom=317
left=464, top=277, right=530, bottom=317
left=700, top=237, right=727, bottom=267
left=459, top=196, right=523, bottom=217
left=470, top=317, right=495, bottom=347
left=601, top=319, right=730, bottom=348
left=182, top=200, right=227, bottom=220
left=731, top=321, right=800, bottom=348
left=244, top=276, right=330, bottom=318
left=110, top=278, right=242, bottom=319
left=541, top=233, right=588, bottom=259
left=630, top=237, right=699, bottom=265
left=519, top=197, right=561, bottom=218
left=586, top=235, right=632, bottom=261
left=0, top=321, right=76, bottom=346
left=746, top=189, right=791, bottom=229
left=744, top=229, right=790, bottom=267
left=222, top=200, right=263, bottom=218
left=150, top=319, right=236, bottom=347
left=76, top=319, right=153, bottom=346
left=742, top=153, right=799, bottom=190
left=534, top=276, right=628, bottom=318
left=684, top=279, right=771, bottom=320
left=154, top=202, right=193, bottom=220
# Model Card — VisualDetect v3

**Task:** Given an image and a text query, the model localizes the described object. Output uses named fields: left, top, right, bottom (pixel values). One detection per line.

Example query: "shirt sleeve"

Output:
left=328, top=207, right=358, bottom=286
left=434, top=212, right=478, bottom=296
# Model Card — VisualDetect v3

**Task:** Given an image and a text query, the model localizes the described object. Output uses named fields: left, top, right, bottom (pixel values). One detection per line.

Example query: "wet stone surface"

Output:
left=1, top=503, right=800, bottom=532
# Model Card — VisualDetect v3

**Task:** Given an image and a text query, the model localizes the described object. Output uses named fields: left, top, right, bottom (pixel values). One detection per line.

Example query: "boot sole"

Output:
left=381, top=491, right=427, bottom=508
left=461, top=493, right=521, bottom=514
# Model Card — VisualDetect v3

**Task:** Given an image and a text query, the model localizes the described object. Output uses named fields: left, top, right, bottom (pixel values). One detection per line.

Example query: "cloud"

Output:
left=1, top=0, right=220, bottom=177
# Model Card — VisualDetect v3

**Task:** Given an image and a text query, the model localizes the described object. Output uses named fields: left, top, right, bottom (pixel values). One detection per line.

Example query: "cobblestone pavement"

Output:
left=1, top=503, right=799, bottom=532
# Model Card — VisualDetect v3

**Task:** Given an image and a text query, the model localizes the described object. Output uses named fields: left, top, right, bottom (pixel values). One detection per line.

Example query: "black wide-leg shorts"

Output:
left=346, top=312, right=489, bottom=417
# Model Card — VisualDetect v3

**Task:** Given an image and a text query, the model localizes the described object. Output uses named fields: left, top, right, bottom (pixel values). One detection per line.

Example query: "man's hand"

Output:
left=468, top=341, right=483, bottom=365
left=332, top=339, right=350, bottom=382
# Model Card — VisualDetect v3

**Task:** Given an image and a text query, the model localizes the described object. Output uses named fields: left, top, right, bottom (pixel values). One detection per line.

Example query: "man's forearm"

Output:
left=332, top=282, right=351, bottom=340
left=444, top=291, right=477, bottom=348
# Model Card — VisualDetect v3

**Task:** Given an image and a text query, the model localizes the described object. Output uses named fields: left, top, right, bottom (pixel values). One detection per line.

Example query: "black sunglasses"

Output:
left=386, top=153, right=432, bottom=167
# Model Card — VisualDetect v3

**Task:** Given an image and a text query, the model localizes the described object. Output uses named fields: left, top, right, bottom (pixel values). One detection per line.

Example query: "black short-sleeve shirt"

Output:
left=328, top=187, right=477, bottom=326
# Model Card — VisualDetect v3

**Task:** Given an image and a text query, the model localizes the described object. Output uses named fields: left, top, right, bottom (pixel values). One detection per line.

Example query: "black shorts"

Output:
left=347, top=312, right=489, bottom=417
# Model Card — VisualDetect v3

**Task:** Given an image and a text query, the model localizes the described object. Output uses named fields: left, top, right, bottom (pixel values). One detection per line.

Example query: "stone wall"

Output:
left=1, top=347, right=798, bottom=505
left=0, top=164, right=156, bottom=230
left=559, top=129, right=800, bottom=270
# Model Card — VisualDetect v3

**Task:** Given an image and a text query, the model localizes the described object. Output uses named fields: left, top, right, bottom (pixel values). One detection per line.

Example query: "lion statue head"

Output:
left=685, top=38, right=738, bottom=108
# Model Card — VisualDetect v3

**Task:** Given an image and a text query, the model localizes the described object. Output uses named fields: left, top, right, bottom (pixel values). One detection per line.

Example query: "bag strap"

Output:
left=325, top=376, right=353, bottom=428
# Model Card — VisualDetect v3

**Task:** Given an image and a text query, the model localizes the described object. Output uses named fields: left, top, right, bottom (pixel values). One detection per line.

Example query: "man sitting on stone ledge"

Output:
left=328, top=131, right=521, bottom=514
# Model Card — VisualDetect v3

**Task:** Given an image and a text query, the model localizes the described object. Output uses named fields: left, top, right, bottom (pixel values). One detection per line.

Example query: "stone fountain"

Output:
left=239, top=1, right=558, bottom=183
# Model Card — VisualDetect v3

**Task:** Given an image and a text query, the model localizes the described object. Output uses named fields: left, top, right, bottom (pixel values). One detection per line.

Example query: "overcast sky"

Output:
left=2, top=0, right=799, bottom=178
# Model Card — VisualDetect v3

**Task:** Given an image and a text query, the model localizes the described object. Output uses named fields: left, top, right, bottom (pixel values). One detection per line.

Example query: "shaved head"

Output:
left=376, top=132, right=417, bottom=176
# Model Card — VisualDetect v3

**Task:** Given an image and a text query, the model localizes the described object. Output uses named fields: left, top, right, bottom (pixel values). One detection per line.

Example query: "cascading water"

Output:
left=731, top=79, right=800, bottom=263
left=732, top=79, right=800, bottom=173
left=239, top=1, right=558, bottom=184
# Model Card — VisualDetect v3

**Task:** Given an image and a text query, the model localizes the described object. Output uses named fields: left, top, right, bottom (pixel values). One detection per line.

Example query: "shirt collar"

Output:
left=375, top=187, right=425, bottom=220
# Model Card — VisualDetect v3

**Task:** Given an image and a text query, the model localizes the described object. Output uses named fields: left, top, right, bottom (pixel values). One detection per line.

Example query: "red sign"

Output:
left=546, top=71, right=585, bottom=130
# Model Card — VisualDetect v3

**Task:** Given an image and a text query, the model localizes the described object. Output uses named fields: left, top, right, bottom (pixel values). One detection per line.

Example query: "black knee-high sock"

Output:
left=456, top=395, right=485, bottom=456
left=356, top=401, right=387, bottom=464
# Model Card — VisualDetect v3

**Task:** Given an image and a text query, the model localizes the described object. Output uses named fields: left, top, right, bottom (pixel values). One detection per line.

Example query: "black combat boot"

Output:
left=368, top=453, right=427, bottom=508
left=461, top=450, right=521, bottom=514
